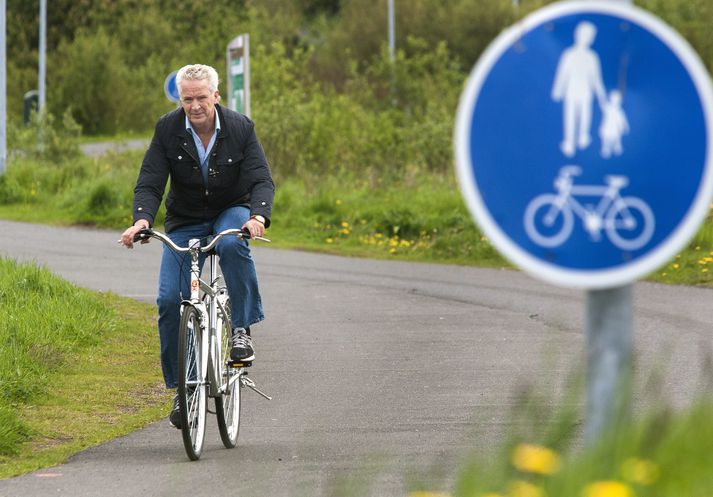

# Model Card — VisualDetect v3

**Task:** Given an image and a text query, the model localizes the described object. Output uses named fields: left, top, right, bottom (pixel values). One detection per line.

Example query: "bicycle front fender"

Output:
left=180, top=301, right=207, bottom=323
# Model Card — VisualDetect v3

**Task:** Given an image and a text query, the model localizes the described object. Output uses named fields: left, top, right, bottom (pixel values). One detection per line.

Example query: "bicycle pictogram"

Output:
left=524, top=166, right=655, bottom=250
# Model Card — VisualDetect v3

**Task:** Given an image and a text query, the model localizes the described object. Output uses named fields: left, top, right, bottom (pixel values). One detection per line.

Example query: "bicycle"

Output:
left=523, top=165, right=655, bottom=250
left=132, top=227, right=272, bottom=460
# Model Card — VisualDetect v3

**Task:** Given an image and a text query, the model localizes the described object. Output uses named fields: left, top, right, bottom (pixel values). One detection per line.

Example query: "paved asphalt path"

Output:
left=0, top=219, right=712, bottom=496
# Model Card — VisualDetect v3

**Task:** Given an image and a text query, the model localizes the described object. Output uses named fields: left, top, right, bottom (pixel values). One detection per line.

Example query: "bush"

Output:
left=8, top=110, right=82, bottom=162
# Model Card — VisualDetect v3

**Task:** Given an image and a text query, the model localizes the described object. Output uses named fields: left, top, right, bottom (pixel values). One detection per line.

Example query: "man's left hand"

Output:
left=243, top=216, right=266, bottom=239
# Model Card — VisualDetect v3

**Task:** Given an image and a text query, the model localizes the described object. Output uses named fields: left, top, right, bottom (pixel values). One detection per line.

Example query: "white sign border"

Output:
left=455, top=0, right=713, bottom=289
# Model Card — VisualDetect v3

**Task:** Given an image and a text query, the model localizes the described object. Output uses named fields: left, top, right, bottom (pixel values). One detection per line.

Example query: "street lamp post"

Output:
left=0, top=0, right=6, bottom=175
left=39, top=0, right=46, bottom=113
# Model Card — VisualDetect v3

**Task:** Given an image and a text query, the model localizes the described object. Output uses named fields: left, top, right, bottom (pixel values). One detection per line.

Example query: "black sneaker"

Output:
left=230, top=328, right=255, bottom=361
left=169, top=394, right=181, bottom=429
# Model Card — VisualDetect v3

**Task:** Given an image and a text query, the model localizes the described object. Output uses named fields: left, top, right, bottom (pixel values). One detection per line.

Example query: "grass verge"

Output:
left=0, top=259, right=167, bottom=479
left=3, top=150, right=713, bottom=286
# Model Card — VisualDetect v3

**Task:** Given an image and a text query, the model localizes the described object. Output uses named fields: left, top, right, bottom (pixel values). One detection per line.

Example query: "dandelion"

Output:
left=335, top=199, right=342, bottom=205
left=509, top=480, right=544, bottom=497
left=703, top=268, right=709, bottom=273
left=511, top=443, right=561, bottom=475
left=673, top=263, right=680, bottom=269
left=389, top=247, right=397, bottom=254
left=408, top=492, right=452, bottom=497
left=341, top=221, right=350, bottom=228
left=621, top=457, right=659, bottom=485
left=582, top=481, right=633, bottom=497
left=325, top=238, right=334, bottom=244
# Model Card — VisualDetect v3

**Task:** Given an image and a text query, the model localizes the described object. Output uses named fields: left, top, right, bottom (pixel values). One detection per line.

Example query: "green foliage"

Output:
left=0, top=149, right=151, bottom=228
left=8, top=110, right=82, bottom=162
left=7, top=0, right=713, bottom=175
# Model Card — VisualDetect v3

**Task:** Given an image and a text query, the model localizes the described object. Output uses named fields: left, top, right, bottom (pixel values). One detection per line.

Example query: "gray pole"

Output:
left=387, top=0, right=395, bottom=62
left=584, top=0, right=634, bottom=446
left=584, top=285, right=633, bottom=444
left=0, top=0, right=6, bottom=175
left=38, top=0, right=47, bottom=113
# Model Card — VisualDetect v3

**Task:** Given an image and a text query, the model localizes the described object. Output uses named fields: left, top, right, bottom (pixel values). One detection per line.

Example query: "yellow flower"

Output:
left=341, top=221, right=350, bottom=228
left=703, top=269, right=709, bottom=273
left=325, top=238, right=334, bottom=244
left=335, top=199, right=342, bottom=205
left=512, top=443, right=561, bottom=475
left=673, top=263, right=680, bottom=269
left=408, top=492, right=452, bottom=497
left=510, top=480, right=545, bottom=497
left=582, top=481, right=633, bottom=497
left=621, top=458, right=659, bottom=485
left=480, top=494, right=506, bottom=497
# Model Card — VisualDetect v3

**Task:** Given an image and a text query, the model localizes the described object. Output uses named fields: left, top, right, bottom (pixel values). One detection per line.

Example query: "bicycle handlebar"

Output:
left=130, top=228, right=270, bottom=252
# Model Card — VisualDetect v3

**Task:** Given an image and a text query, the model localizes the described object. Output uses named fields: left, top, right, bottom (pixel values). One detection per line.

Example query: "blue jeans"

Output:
left=156, top=206, right=264, bottom=388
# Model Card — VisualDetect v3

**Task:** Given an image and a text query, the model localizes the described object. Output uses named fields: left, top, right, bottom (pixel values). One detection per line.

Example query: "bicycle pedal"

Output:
left=228, top=360, right=252, bottom=368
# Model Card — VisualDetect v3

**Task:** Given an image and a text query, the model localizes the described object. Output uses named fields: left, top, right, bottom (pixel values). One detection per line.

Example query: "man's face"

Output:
left=180, top=79, right=219, bottom=130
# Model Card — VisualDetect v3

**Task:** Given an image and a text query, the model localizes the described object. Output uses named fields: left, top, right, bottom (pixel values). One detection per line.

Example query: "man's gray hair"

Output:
left=176, top=64, right=220, bottom=95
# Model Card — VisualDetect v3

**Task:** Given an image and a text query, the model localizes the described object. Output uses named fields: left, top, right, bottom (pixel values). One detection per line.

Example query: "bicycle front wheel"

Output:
left=215, top=295, right=241, bottom=448
left=178, top=305, right=208, bottom=461
left=524, top=194, right=574, bottom=248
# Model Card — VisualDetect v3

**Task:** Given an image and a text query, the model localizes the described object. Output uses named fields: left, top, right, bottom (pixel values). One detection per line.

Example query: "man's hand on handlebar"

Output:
left=120, top=220, right=151, bottom=249
left=242, top=216, right=266, bottom=240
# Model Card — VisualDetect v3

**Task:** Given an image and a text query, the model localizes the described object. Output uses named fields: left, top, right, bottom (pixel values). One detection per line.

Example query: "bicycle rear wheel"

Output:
left=178, top=305, right=208, bottom=460
left=215, top=295, right=241, bottom=448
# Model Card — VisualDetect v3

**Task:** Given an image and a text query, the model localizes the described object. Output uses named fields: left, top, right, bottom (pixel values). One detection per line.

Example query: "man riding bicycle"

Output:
left=120, top=63, right=274, bottom=428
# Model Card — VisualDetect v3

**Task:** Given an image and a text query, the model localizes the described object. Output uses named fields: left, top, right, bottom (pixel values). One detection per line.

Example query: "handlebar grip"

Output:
left=132, top=228, right=154, bottom=243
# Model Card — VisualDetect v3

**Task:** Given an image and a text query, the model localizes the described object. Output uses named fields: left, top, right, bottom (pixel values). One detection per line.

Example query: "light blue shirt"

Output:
left=185, top=111, right=221, bottom=183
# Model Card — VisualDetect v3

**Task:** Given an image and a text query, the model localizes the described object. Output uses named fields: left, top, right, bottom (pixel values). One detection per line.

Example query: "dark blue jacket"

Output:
left=132, top=104, right=274, bottom=232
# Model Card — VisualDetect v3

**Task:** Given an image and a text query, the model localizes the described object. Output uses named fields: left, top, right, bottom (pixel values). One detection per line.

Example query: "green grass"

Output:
left=0, top=258, right=167, bottom=478
left=3, top=150, right=713, bottom=287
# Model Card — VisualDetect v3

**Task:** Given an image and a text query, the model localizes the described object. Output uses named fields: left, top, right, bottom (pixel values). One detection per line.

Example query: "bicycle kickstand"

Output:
left=240, top=375, right=273, bottom=401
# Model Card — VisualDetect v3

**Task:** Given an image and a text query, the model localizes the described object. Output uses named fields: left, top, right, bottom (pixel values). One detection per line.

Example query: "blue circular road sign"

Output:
left=455, top=1, right=713, bottom=289
left=164, top=71, right=180, bottom=103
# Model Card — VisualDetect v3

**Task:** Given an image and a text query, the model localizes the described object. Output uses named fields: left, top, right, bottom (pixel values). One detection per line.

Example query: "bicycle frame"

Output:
left=554, top=182, right=621, bottom=232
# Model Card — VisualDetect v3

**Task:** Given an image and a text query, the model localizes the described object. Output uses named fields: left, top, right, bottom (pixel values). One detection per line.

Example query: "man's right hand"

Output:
left=120, top=221, right=150, bottom=249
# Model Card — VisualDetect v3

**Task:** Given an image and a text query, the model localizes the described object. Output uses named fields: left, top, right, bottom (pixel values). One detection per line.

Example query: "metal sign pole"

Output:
left=38, top=0, right=46, bottom=113
left=583, top=0, right=635, bottom=447
left=388, top=0, right=395, bottom=62
left=0, top=0, right=6, bottom=175
left=584, top=285, right=633, bottom=443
